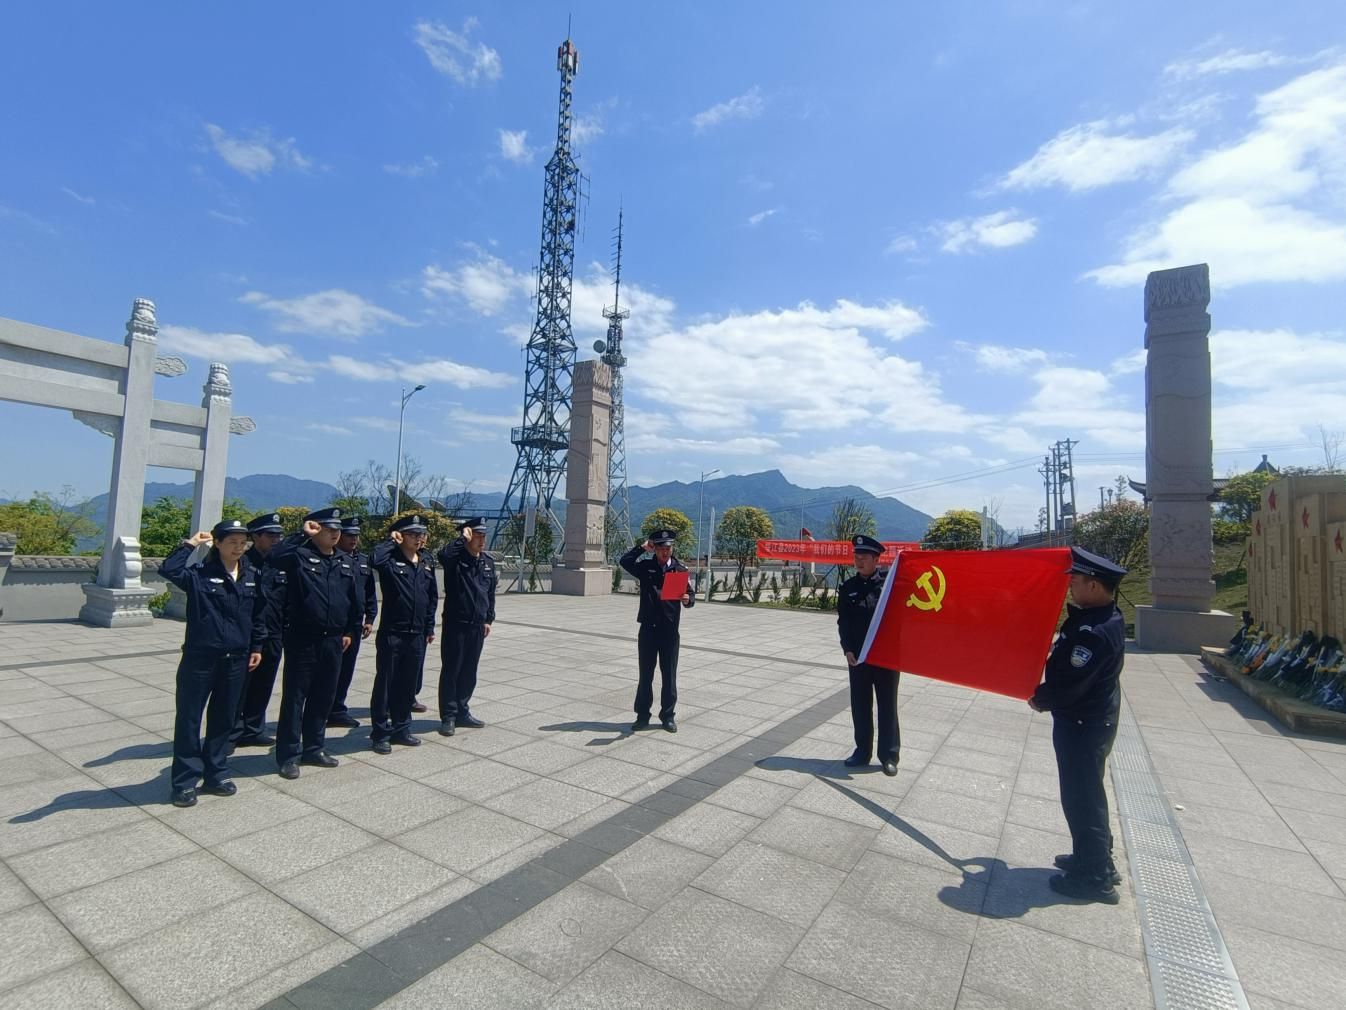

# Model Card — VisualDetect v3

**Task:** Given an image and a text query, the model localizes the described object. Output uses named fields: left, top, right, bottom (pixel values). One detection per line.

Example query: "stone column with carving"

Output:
left=80, top=299, right=158, bottom=627
left=553, top=361, right=613, bottom=595
left=191, top=362, right=233, bottom=533
left=1135, top=264, right=1236, bottom=651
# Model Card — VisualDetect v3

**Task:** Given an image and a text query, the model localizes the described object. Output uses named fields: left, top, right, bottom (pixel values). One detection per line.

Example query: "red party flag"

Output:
left=859, top=548, right=1071, bottom=699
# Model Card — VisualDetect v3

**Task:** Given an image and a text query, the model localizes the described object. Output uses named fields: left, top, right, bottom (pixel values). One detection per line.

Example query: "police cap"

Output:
left=460, top=516, right=488, bottom=534
left=648, top=528, right=677, bottom=546
left=211, top=518, right=248, bottom=541
left=852, top=534, right=884, bottom=557
left=340, top=516, right=362, bottom=535
left=390, top=514, right=429, bottom=535
left=246, top=512, right=284, bottom=534
left=1069, top=547, right=1127, bottom=587
left=305, top=506, right=345, bottom=529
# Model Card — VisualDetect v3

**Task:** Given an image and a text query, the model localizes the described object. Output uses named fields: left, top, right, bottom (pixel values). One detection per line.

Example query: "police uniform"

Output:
left=231, top=512, right=285, bottom=748
left=161, top=519, right=261, bottom=807
left=1031, top=546, right=1127, bottom=903
left=329, top=517, right=378, bottom=729
left=619, top=528, right=694, bottom=732
left=436, top=516, right=497, bottom=734
left=370, top=514, right=438, bottom=753
left=837, top=534, right=900, bottom=775
left=259, top=507, right=363, bottom=778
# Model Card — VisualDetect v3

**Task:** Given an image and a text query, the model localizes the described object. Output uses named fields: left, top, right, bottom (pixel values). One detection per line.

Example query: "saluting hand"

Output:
left=187, top=531, right=213, bottom=547
left=302, top=520, right=322, bottom=537
left=390, top=530, right=404, bottom=544
left=643, top=539, right=654, bottom=553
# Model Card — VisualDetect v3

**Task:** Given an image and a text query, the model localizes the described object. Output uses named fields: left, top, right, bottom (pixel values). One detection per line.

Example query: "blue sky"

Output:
left=2, top=2, right=1343, bottom=531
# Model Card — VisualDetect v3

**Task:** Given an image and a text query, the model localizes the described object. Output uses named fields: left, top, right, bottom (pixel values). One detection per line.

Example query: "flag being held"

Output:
left=859, top=548, right=1071, bottom=700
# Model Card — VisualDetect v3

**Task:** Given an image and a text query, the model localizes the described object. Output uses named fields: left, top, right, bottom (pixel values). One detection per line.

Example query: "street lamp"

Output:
left=697, top=468, right=720, bottom=575
left=392, top=384, right=426, bottom=517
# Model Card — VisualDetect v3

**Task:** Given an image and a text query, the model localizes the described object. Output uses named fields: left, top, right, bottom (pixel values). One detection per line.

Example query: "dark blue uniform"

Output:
left=161, top=543, right=261, bottom=792
left=370, top=540, right=438, bottom=741
left=1032, top=600, right=1126, bottom=880
left=260, top=533, right=363, bottom=766
left=620, top=544, right=693, bottom=723
left=436, top=537, right=496, bottom=723
left=231, top=543, right=282, bottom=745
left=838, top=567, right=899, bottom=765
left=330, top=550, right=378, bottom=721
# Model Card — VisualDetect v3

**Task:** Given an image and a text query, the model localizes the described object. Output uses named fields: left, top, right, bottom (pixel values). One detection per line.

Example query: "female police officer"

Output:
left=160, top=519, right=264, bottom=808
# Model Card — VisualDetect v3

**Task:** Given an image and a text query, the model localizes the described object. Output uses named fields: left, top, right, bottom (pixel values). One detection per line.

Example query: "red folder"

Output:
left=660, top=570, right=690, bottom=601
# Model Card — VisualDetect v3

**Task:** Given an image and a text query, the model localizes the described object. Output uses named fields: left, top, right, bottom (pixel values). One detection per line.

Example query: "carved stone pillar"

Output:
left=553, top=361, right=613, bottom=595
left=1134, top=264, right=1236, bottom=651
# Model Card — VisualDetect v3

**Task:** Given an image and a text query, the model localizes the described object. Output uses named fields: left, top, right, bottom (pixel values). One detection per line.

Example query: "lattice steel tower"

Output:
left=593, top=209, right=631, bottom=552
left=498, top=36, right=581, bottom=542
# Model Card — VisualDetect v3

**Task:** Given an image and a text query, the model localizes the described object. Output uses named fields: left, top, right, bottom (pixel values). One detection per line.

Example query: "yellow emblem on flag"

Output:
left=905, top=565, right=946, bottom=612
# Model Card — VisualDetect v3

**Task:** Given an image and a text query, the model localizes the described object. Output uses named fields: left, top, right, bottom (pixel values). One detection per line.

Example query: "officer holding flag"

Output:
left=838, top=534, right=899, bottom=776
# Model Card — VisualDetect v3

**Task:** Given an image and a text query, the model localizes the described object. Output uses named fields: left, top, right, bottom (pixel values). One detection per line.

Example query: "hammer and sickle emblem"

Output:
left=905, top=565, right=946, bottom=612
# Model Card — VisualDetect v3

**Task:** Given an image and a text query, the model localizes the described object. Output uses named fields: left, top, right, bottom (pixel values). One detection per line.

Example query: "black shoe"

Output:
left=327, top=713, right=360, bottom=729
left=843, top=751, right=871, bottom=768
left=457, top=713, right=485, bottom=729
left=171, top=788, right=197, bottom=808
left=1054, top=853, right=1123, bottom=886
left=438, top=720, right=456, bottom=737
left=662, top=718, right=678, bottom=733
left=390, top=733, right=421, bottom=747
left=372, top=739, right=392, bottom=755
left=1048, top=872, right=1121, bottom=905
left=299, top=750, right=339, bottom=769
left=202, top=780, right=237, bottom=797
left=882, top=760, right=898, bottom=777
left=410, top=699, right=427, bottom=713
left=278, top=762, right=300, bottom=780
left=631, top=717, right=650, bottom=732
left=236, top=734, right=276, bottom=748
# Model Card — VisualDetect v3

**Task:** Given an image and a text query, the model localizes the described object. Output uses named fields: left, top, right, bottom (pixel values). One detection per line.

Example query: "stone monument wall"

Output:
left=1247, top=475, right=1346, bottom=637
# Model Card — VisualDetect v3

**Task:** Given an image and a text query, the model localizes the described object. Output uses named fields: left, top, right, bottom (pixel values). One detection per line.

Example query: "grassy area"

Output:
left=1113, top=540, right=1248, bottom=637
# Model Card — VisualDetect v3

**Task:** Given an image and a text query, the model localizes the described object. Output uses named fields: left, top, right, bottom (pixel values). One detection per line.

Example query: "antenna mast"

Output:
left=595, top=208, right=632, bottom=553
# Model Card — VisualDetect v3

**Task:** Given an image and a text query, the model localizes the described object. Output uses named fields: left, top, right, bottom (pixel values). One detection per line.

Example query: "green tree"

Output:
left=715, top=505, right=774, bottom=592
left=826, top=496, right=878, bottom=580
left=0, top=488, right=99, bottom=555
left=275, top=506, right=310, bottom=534
left=500, top=512, right=557, bottom=563
left=373, top=509, right=458, bottom=552
left=1216, top=470, right=1277, bottom=525
left=139, top=496, right=250, bottom=557
left=639, top=508, right=696, bottom=559
left=1072, top=499, right=1149, bottom=569
left=922, top=509, right=984, bottom=550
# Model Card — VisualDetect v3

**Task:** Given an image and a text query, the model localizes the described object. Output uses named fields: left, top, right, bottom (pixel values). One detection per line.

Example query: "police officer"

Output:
left=369, top=514, right=438, bottom=754
left=436, top=516, right=497, bottom=736
left=231, top=511, right=285, bottom=749
left=838, top=534, right=899, bottom=776
left=161, top=519, right=264, bottom=807
left=1029, top=546, right=1128, bottom=904
left=620, top=529, right=694, bottom=733
left=328, top=516, right=377, bottom=729
left=259, top=507, right=363, bottom=779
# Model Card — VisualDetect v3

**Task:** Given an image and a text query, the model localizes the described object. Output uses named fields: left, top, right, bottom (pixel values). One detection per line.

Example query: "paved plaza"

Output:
left=2, top=594, right=1345, bottom=1009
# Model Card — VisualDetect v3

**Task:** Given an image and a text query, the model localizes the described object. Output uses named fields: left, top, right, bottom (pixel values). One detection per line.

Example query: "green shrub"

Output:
left=147, top=590, right=171, bottom=616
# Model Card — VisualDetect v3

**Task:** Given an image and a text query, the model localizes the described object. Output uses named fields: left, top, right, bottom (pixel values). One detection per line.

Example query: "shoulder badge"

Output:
left=1070, top=645, right=1093, bottom=668
left=209, top=577, right=225, bottom=584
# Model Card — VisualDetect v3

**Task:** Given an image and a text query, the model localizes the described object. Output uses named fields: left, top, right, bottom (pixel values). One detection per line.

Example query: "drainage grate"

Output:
left=1113, top=704, right=1249, bottom=1010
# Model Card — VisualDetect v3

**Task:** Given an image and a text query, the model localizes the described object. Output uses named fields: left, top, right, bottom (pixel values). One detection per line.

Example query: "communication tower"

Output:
left=593, top=209, right=632, bottom=552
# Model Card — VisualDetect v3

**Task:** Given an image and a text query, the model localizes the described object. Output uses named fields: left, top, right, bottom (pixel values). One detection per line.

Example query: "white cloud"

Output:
left=571, top=114, right=604, bottom=146
left=1000, top=120, right=1192, bottom=192
left=61, top=187, right=94, bottom=205
left=1165, top=48, right=1293, bottom=81
left=1012, top=367, right=1145, bottom=451
left=271, top=370, right=313, bottom=385
left=208, top=210, right=246, bottom=226
left=325, top=354, right=512, bottom=390
left=326, top=356, right=396, bottom=382
left=413, top=19, right=502, bottom=85
left=937, top=210, right=1038, bottom=253
left=971, top=345, right=1050, bottom=373
left=1109, top=348, right=1148, bottom=376
left=306, top=422, right=351, bottom=435
left=692, top=86, right=765, bottom=132
left=422, top=254, right=531, bottom=316
left=158, top=325, right=298, bottom=367
left=747, top=208, right=780, bottom=226
left=569, top=263, right=678, bottom=340
left=383, top=156, right=439, bottom=178
left=499, top=129, right=534, bottom=164
left=1209, top=329, right=1346, bottom=445
left=446, top=405, right=516, bottom=429
left=241, top=289, right=412, bottom=338
left=350, top=416, right=402, bottom=433
left=205, top=124, right=312, bottom=178
left=885, top=235, right=918, bottom=254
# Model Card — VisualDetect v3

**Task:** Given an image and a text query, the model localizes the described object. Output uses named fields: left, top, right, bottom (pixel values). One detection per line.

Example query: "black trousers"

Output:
left=372, top=631, right=427, bottom=741
left=276, top=633, right=344, bottom=765
left=230, top=644, right=280, bottom=743
left=439, top=623, right=485, bottom=721
left=1052, top=715, right=1119, bottom=878
left=849, top=662, right=900, bottom=763
left=330, top=633, right=362, bottom=716
left=635, top=624, right=679, bottom=722
left=172, top=648, right=247, bottom=792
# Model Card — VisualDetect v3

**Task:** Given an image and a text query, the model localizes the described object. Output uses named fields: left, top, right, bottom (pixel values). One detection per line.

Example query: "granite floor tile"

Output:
left=421, top=757, right=540, bottom=803
left=376, top=943, right=556, bottom=1010
left=216, top=810, right=379, bottom=884
left=8, top=816, right=198, bottom=899
left=1221, top=922, right=1346, bottom=1010
left=652, top=802, right=761, bottom=858
left=395, top=806, right=547, bottom=873
left=0, top=904, right=87, bottom=994
left=544, top=950, right=733, bottom=1010
left=694, top=840, right=846, bottom=928
left=582, top=835, right=715, bottom=909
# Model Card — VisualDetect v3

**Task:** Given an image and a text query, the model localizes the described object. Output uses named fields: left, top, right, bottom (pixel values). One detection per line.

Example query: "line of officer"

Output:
left=619, top=529, right=694, bottom=733
left=328, top=516, right=377, bottom=730
left=369, top=514, right=438, bottom=754
left=230, top=511, right=285, bottom=750
left=258, top=506, right=363, bottom=779
left=160, top=519, right=264, bottom=807
left=436, top=516, right=496, bottom=736
left=837, top=534, right=899, bottom=776
left=1029, top=546, right=1128, bottom=905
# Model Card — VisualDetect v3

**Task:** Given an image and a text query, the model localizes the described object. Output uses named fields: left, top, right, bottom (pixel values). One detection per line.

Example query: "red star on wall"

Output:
left=1303, top=507, right=1311, bottom=529
left=1336, top=530, right=1343, bottom=554
left=1255, top=519, right=1261, bottom=536
left=1269, top=489, right=1277, bottom=510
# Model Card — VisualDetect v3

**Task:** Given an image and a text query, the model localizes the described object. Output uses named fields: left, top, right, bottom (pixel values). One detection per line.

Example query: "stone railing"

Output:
left=0, top=544, right=169, bottom=623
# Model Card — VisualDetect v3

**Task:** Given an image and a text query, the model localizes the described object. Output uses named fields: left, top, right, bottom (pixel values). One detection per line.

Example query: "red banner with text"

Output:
left=755, top=540, right=920, bottom=565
